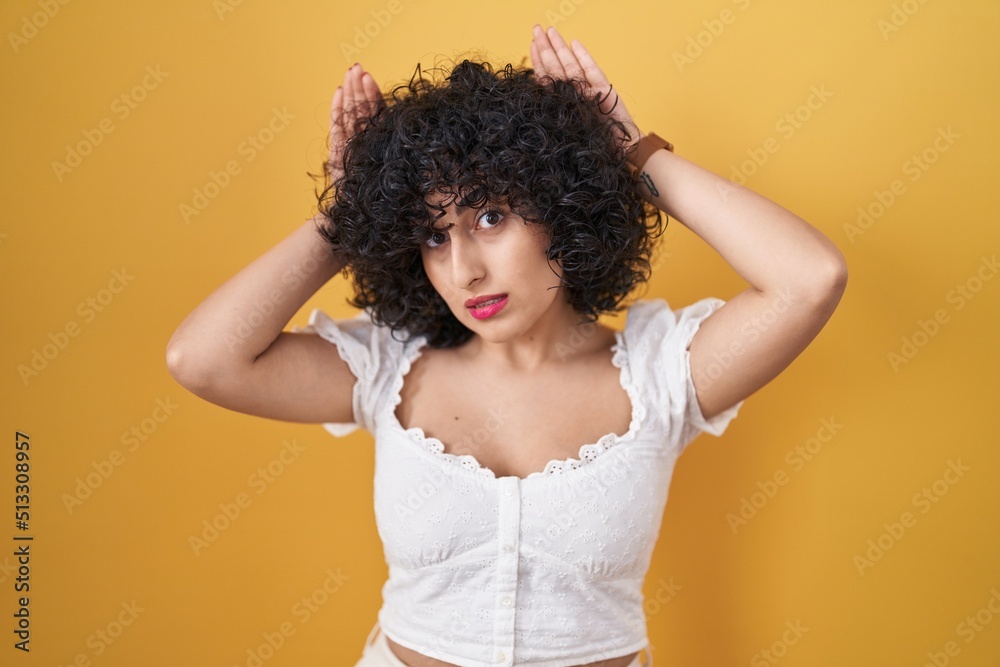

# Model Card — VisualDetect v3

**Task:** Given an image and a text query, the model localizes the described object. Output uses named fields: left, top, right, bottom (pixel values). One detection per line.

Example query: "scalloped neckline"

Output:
left=386, top=328, right=645, bottom=482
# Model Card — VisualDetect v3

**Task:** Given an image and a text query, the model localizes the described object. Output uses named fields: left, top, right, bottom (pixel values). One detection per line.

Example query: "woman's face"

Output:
left=418, top=192, right=572, bottom=344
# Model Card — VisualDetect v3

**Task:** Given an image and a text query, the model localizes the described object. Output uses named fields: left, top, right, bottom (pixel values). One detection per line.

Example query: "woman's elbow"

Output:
left=806, top=248, right=848, bottom=309
left=165, top=341, right=215, bottom=395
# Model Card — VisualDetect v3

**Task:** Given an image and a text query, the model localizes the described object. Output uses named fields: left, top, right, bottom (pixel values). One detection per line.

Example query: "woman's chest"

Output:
left=393, top=346, right=634, bottom=480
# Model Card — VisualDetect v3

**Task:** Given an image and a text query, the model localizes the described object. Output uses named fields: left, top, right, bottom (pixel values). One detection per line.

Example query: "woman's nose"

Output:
left=449, top=237, right=485, bottom=288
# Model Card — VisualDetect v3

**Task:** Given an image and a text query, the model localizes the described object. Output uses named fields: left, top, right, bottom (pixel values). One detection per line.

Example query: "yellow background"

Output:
left=2, top=0, right=998, bottom=664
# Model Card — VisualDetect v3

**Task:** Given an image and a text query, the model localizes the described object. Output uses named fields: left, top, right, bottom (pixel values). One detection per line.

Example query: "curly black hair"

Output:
left=312, top=57, right=665, bottom=349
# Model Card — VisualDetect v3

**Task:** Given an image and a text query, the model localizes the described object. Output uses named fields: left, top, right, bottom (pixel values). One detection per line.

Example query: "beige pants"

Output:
left=355, top=621, right=653, bottom=666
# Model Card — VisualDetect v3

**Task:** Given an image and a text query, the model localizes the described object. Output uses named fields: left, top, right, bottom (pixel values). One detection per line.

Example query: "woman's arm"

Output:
left=165, top=215, right=351, bottom=421
left=165, top=64, right=385, bottom=424
left=638, top=149, right=847, bottom=419
left=530, top=25, right=848, bottom=421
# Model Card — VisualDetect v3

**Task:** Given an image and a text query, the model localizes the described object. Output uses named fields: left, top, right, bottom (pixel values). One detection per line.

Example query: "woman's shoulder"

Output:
left=297, top=307, right=422, bottom=341
left=618, top=296, right=728, bottom=369
left=291, top=307, right=427, bottom=374
left=622, top=296, right=726, bottom=331
left=619, top=297, right=671, bottom=337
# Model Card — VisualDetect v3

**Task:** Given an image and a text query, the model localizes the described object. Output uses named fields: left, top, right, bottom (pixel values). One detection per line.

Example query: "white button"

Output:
left=505, top=487, right=513, bottom=496
left=497, top=651, right=506, bottom=662
left=503, top=543, right=514, bottom=552
left=501, top=595, right=512, bottom=606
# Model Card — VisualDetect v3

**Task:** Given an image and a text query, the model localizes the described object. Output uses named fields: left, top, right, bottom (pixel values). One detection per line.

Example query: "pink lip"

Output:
left=465, top=293, right=507, bottom=308
left=467, top=295, right=508, bottom=320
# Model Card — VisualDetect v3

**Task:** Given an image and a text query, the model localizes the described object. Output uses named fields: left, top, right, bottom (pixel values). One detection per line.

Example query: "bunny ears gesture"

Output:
left=529, top=24, right=644, bottom=149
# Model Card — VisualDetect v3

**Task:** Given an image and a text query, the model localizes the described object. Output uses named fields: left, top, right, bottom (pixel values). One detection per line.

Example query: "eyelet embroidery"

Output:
left=387, top=329, right=647, bottom=481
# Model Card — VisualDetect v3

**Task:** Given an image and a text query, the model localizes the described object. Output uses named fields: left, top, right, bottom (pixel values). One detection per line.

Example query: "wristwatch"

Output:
left=626, top=132, right=674, bottom=172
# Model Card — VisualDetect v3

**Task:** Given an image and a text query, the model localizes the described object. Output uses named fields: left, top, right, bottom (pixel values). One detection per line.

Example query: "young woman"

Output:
left=166, top=24, right=847, bottom=667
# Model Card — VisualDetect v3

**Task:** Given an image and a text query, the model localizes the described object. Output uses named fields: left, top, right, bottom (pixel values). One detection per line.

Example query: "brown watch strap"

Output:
left=626, top=131, right=674, bottom=172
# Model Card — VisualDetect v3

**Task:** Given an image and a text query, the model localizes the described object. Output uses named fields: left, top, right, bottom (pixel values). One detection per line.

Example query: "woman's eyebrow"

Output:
left=424, top=210, right=454, bottom=230
left=426, top=198, right=504, bottom=224
left=428, top=207, right=478, bottom=222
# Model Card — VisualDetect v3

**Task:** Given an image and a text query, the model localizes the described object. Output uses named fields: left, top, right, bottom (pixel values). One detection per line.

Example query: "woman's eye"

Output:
left=426, top=231, right=447, bottom=248
left=424, top=211, right=501, bottom=248
left=479, top=209, right=503, bottom=227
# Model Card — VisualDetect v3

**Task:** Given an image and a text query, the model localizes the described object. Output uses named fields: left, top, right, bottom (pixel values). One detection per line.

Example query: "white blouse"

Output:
left=293, top=297, right=743, bottom=666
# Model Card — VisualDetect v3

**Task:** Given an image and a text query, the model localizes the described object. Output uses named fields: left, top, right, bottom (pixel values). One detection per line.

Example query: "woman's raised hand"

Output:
left=328, top=63, right=384, bottom=183
left=529, top=24, right=643, bottom=150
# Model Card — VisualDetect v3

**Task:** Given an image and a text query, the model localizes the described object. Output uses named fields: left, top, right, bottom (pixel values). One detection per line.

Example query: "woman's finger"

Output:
left=545, top=26, right=585, bottom=80
left=530, top=39, right=546, bottom=78
left=555, top=38, right=639, bottom=144
left=532, top=24, right=565, bottom=78
left=340, top=65, right=352, bottom=120
left=569, top=39, right=623, bottom=117
left=360, top=71, right=381, bottom=106
left=344, top=64, right=360, bottom=120
left=569, top=39, right=610, bottom=91
left=329, top=85, right=345, bottom=158
left=351, top=67, right=382, bottom=134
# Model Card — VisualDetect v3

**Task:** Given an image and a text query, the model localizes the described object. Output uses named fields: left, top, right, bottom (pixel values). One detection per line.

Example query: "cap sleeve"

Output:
left=290, top=308, right=392, bottom=437
left=632, top=297, right=744, bottom=454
